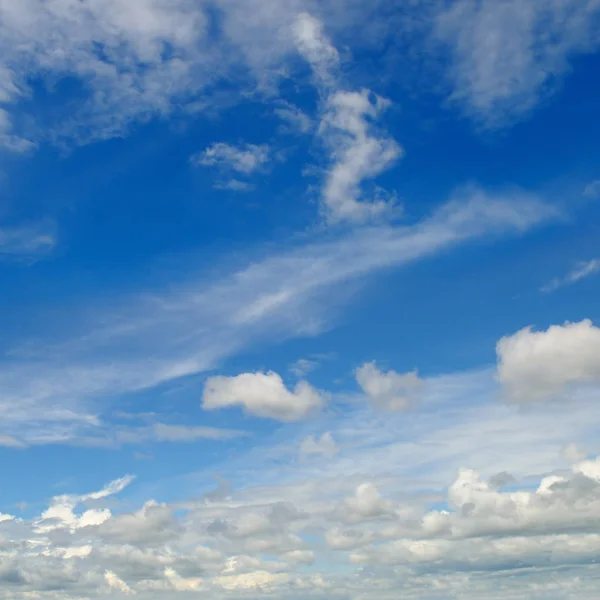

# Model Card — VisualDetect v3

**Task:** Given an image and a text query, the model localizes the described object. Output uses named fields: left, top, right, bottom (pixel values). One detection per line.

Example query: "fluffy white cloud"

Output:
left=202, top=371, right=325, bottom=421
left=496, top=320, right=600, bottom=403
left=356, top=362, right=423, bottom=411
left=191, top=142, right=271, bottom=175
left=434, top=0, right=600, bottom=126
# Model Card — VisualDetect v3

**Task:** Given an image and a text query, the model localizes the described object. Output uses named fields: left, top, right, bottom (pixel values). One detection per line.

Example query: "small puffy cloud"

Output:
left=202, top=371, right=325, bottom=422
left=299, top=432, right=338, bottom=459
left=496, top=319, right=600, bottom=403
left=355, top=362, right=423, bottom=411
left=541, top=259, right=600, bottom=293
left=191, top=142, right=270, bottom=175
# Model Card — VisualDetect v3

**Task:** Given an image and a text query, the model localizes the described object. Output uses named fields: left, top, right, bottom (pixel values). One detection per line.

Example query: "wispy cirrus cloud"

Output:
left=0, top=185, right=555, bottom=445
left=541, top=258, right=600, bottom=293
left=433, top=0, right=600, bottom=127
left=0, top=220, right=56, bottom=262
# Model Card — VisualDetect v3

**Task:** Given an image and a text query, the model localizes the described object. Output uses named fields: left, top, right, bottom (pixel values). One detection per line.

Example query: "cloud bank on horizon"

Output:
left=0, top=0, right=599, bottom=598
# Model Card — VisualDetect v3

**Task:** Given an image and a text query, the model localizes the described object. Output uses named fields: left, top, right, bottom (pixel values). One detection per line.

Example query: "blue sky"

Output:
left=1, top=1, right=600, bottom=598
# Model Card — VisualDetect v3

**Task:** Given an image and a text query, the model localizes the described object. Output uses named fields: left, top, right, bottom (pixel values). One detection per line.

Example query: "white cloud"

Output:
left=318, top=89, right=403, bottom=224
left=292, top=13, right=403, bottom=224
left=213, top=179, right=256, bottom=193
left=0, top=108, right=35, bottom=152
left=434, top=0, right=600, bottom=126
left=299, top=432, right=338, bottom=458
left=0, top=434, right=26, bottom=448
left=274, top=101, right=313, bottom=134
left=497, top=319, right=600, bottom=403
left=0, top=186, right=554, bottom=444
left=202, top=371, right=325, bottom=422
left=191, top=142, right=271, bottom=175
left=152, top=423, right=247, bottom=442
left=0, top=370, right=599, bottom=598
left=338, top=482, right=396, bottom=523
left=356, top=362, right=423, bottom=411
left=289, top=358, right=319, bottom=377
left=105, top=570, right=134, bottom=594
left=292, top=12, right=340, bottom=87
left=541, top=259, right=600, bottom=293
left=0, top=221, right=56, bottom=261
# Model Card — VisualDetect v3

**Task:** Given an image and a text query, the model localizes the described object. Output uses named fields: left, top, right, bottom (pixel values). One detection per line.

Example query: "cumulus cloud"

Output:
left=434, top=0, right=600, bottom=126
left=496, top=320, right=600, bottom=403
left=356, top=362, right=423, bottom=411
left=541, top=259, right=600, bottom=293
left=202, top=371, right=325, bottom=422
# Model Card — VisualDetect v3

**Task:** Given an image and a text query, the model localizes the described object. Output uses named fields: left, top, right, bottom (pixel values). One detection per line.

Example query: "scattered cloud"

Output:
left=293, top=12, right=403, bottom=224
left=0, top=185, right=555, bottom=444
left=202, top=371, right=325, bottom=422
left=497, top=320, right=600, bottom=403
left=274, top=101, right=314, bottom=134
left=541, top=259, right=600, bottom=293
left=356, top=362, right=423, bottom=411
left=0, top=221, right=56, bottom=261
left=213, top=179, right=256, bottom=193
left=433, top=0, right=600, bottom=126
left=191, top=142, right=271, bottom=175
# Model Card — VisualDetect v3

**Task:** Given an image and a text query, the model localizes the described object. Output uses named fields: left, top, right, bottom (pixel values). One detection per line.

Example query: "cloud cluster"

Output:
left=1, top=447, right=599, bottom=599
